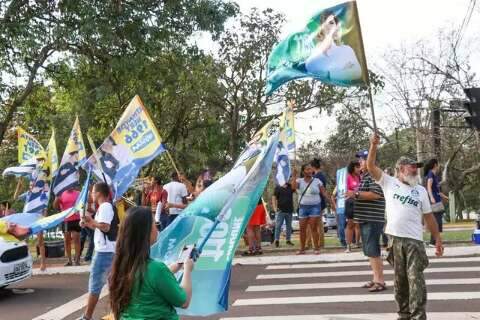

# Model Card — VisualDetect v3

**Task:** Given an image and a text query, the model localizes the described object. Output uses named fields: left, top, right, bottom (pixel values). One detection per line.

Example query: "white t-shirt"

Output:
left=296, top=178, right=323, bottom=206
left=376, top=173, right=432, bottom=241
left=164, top=181, right=188, bottom=215
left=93, top=202, right=116, bottom=253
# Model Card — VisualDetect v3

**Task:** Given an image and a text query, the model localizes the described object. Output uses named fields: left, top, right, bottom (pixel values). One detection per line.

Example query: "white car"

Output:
left=0, top=237, right=33, bottom=288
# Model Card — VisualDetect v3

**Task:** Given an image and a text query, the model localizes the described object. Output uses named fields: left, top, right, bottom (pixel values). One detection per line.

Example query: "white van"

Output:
left=0, top=236, right=32, bottom=288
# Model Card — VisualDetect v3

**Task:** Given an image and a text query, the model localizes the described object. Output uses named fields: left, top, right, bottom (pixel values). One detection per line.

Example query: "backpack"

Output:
left=102, top=203, right=119, bottom=242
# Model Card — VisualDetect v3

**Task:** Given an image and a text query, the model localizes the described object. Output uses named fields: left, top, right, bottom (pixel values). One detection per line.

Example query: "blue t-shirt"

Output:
left=426, top=170, right=441, bottom=203
left=313, top=172, right=327, bottom=210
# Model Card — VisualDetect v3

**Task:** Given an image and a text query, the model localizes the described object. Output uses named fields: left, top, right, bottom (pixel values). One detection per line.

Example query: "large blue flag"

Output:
left=150, top=132, right=279, bottom=316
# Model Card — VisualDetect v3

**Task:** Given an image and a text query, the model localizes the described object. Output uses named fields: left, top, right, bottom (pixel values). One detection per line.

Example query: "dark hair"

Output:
left=94, top=182, right=110, bottom=197
left=109, top=207, right=153, bottom=320
left=300, top=163, right=312, bottom=178
left=153, top=176, right=162, bottom=186
left=203, top=180, right=213, bottom=189
left=320, top=10, right=339, bottom=24
left=424, top=158, right=439, bottom=177
left=310, top=158, right=322, bottom=169
left=171, top=171, right=179, bottom=181
left=347, top=160, right=360, bottom=175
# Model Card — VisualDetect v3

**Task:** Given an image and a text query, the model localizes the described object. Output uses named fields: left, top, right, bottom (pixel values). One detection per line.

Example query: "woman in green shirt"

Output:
left=109, top=207, right=194, bottom=320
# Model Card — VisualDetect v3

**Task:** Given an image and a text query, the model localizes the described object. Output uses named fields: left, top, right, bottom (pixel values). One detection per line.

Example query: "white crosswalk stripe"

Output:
left=225, top=253, right=480, bottom=319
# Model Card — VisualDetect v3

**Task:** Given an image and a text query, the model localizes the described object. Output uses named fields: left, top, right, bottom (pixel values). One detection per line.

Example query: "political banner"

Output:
left=266, top=1, right=368, bottom=95
left=83, top=95, right=165, bottom=200
left=275, top=109, right=293, bottom=186
left=336, top=167, right=348, bottom=214
left=53, top=117, right=86, bottom=196
left=47, top=129, right=58, bottom=180
left=279, top=105, right=295, bottom=151
left=150, top=131, right=279, bottom=316
left=17, top=127, right=44, bottom=164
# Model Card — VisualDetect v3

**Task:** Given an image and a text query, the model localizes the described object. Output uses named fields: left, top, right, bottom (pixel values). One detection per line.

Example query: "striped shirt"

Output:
left=354, top=172, right=385, bottom=223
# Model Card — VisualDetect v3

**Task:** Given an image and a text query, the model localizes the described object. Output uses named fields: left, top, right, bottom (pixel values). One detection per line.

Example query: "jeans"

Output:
left=360, top=221, right=385, bottom=257
left=159, top=214, right=170, bottom=231
left=80, top=227, right=94, bottom=260
left=337, top=214, right=347, bottom=247
left=88, top=251, right=114, bottom=296
left=274, top=211, right=293, bottom=241
left=298, top=205, right=321, bottom=219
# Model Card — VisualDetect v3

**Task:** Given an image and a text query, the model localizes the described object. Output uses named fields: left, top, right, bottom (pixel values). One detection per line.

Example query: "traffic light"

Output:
left=464, top=88, right=480, bottom=130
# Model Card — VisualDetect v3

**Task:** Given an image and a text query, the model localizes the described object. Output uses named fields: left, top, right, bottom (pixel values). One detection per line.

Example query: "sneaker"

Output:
left=274, top=240, right=280, bottom=248
left=75, top=315, right=90, bottom=320
left=344, top=244, right=352, bottom=253
left=286, top=241, right=295, bottom=246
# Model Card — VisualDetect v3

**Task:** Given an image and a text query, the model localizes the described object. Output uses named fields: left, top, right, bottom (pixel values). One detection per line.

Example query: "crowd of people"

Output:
left=0, top=132, right=449, bottom=320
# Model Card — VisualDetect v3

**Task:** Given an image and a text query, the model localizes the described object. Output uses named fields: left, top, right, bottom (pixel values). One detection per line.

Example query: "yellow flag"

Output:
left=17, top=127, right=44, bottom=164
left=63, top=116, right=87, bottom=162
left=46, top=129, right=58, bottom=180
left=279, top=104, right=295, bottom=151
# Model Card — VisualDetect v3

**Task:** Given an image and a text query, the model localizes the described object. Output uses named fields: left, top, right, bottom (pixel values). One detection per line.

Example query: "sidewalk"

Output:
left=32, top=245, right=480, bottom=275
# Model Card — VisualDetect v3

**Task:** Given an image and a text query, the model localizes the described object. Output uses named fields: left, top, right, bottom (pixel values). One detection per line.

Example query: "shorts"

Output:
left=360, top=221, right=385, bottom=257
left=298, top=205, right=321, bottom=219
left=345, top=198, right=355, bottom=220
left=88, top=251, right=114, bottom=296
left=63, top=220, right=81, bottom=233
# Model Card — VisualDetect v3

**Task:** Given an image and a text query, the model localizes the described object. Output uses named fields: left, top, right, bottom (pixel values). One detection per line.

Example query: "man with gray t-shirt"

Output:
left=367, top=133, right=443, bottom=320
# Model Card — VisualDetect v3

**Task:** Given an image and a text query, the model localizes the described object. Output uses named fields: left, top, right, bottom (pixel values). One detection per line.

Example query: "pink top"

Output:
left=59, top=189, right=80, bottom=222
left=347, top=174, right=361, bottom=192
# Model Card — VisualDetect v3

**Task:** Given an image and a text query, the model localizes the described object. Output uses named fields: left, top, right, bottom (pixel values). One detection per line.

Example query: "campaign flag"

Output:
left=2, top=158, right=37, bottom=178
left=2, top=170, right=91, bottom=235
left=336, top=167, right=348, bottom=215
left=23, top=165, right=50, bottom=213
left=83, top=95, right=166, bottom=200
left=266, top=1, right=368, bottom=95
left=3, top=128, right=44, bottom=178
left=275, top=109, right=293, bottom=186
left=46, top=129, right=59, bottom=180
left=17, top=127, right=44, bottom=164
left=150, top=131, right=279, bottom=316
left=53, top=117, right=86, bottom=196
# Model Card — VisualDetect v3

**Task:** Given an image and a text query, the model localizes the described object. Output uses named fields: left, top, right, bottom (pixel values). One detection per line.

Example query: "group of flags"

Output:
left=0, top=0, right=371, bottom=316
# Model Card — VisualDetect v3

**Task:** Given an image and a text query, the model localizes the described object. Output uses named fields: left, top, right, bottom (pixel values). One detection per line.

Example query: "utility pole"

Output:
left=432, top=102, right=441, bottom=160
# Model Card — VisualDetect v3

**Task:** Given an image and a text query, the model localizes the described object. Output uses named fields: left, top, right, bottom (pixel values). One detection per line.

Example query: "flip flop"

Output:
left=313, top=250, right=321, bottom=255
left=369, top=282, right=387, bottom=292
left=296, top=250, right=306, bottom=255
left=361, top=281, right=375, bottom=288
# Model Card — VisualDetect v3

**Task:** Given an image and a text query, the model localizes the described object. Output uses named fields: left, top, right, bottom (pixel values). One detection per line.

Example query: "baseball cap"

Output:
left=395, top=156, right=423, bottom=168
left=355, top=150, right=369, bottom=159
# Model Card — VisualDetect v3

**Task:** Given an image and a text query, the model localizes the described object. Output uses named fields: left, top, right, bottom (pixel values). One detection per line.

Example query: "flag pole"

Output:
left=354, top=0, right=378, bottom=132
left=166, top=149, right=181, bottom=177
left=13, top=178, right=23, bottom=200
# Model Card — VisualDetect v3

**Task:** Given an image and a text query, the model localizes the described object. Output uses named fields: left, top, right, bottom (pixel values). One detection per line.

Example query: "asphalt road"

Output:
left=1, top=256, right=480, bottom=320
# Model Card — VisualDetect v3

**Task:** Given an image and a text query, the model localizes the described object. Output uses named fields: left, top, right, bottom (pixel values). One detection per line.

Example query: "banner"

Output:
left=2, top=158, right=36, bottom=178
left=47, top=129, right=58, bottom=180
left=279, top=105, right=295, bottom=151
left=53, top=117, right=86, bottom=196
left=83, top=95, right=165, bottom=200
left=150, top=131, right=279, bottom=316
left=17, top=127, right=44, bottom=164
left=336, top=167, right=348, bottom=215
left=2, top=170, right=91, bottom=236
left=275, top=109, right=293, bottom=186
left=266, top=1, right=368, bottom=95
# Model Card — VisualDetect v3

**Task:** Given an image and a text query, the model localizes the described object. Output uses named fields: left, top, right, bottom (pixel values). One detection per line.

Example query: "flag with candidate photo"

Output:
left=266, top=1, right=368, bottom=95
left=83, top=95, right=166, bottom=201
left=53, top=117, right=86, bottom=196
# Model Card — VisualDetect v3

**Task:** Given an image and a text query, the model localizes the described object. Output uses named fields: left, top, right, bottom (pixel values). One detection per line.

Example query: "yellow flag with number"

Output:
left=17, top=127, right=44, bottom=164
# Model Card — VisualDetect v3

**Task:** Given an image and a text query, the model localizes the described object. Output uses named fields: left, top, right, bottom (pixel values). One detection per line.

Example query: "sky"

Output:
left=209, top=0, right=480, bottom=146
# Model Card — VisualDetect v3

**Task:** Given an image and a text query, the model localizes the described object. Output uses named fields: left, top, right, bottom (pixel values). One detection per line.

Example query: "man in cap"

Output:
left=367, top=133, right=443, bottom=320
left=347, top=149, right=386, bottom=292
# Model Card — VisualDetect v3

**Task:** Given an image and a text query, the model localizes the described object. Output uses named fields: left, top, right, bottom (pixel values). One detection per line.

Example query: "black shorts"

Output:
left=345, top=198, right=355, bottom=220
left=63, top=220, right=81, bottom=233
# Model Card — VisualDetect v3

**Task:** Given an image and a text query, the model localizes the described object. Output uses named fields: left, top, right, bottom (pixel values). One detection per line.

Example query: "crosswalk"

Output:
left=220, top=255, right=480, bottom=320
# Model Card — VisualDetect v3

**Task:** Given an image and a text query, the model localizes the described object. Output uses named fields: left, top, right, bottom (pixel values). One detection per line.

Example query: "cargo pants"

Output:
left=390, top=236, right=429, bottom=320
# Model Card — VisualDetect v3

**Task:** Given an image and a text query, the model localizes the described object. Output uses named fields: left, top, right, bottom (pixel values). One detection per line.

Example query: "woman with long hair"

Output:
left=292, top=163, right=335, bottom=255
left=345, top=160, right=362, bottom=253
left=424, top=158, right=448, bottom=245
left=109, top=207, right=194, bottom=320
